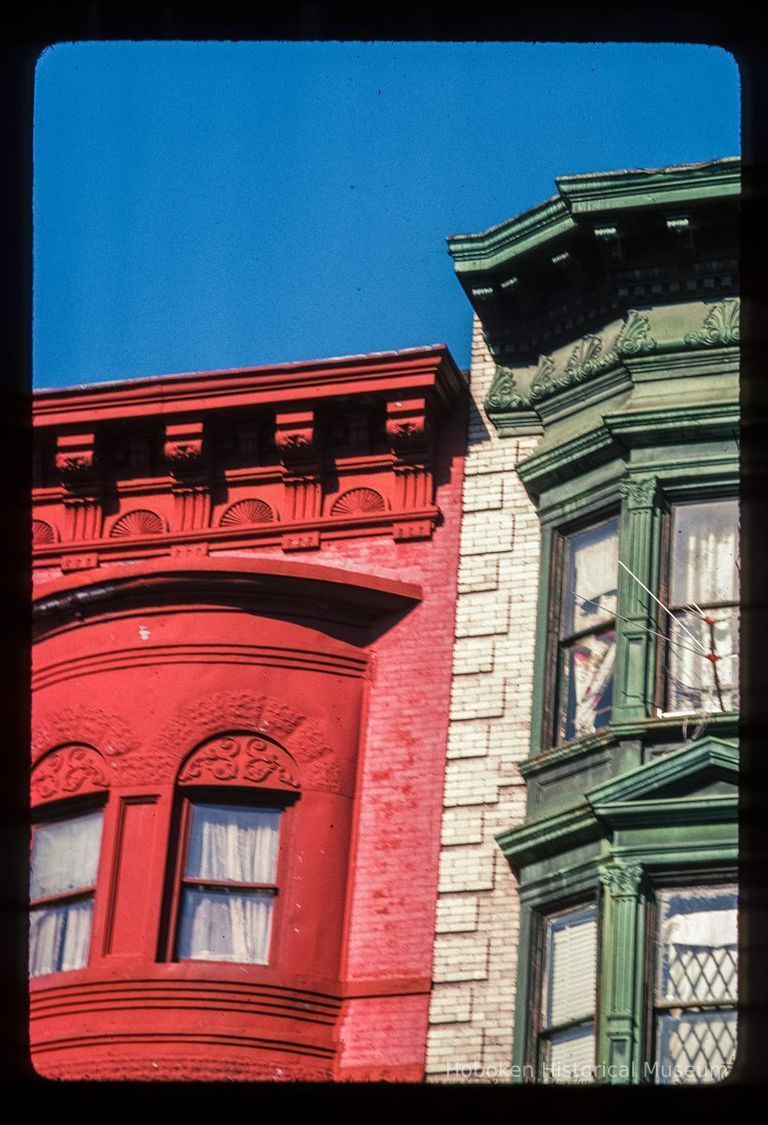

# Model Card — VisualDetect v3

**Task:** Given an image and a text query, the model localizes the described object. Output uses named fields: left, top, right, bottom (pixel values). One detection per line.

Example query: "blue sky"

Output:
left=33, top=41, right=740, bottom=388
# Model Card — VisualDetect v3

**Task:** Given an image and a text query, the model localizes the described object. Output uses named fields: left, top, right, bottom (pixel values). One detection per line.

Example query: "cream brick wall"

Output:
left=426, top=316, right=541, bottom=1082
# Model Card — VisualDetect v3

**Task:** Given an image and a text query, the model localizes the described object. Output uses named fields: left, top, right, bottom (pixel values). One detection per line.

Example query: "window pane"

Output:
left=177, top=887, right=275, bottom=964
left=666, top=608, right=739, bottom=714
left=542, top=904, right=597, bottom=1027
left=30, top=809, right=103, bottom=900
left=655, top=1008, right=737, bottom=1084
left=562, top=519, right=619, bottom=638
left=558, top=630, right=615, bottom=742
left=670, top=501, right=739, bottom=607
left=542, top=1027, right=595, bottom=1084
left=29, top=899, right=94, bottom=976
left=656, top=887, right=737, bottom=1005
left=186, top=804, right=280, bottom=885
left=654, top=886, right=738, bottom=1083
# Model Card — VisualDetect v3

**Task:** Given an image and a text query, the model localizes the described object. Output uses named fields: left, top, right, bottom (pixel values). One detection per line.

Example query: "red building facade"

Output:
left=30, top=346, right=467, bottom=1081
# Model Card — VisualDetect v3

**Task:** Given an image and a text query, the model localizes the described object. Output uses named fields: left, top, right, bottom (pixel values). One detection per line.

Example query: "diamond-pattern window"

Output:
left=653, top=885, right=737, bottom=1084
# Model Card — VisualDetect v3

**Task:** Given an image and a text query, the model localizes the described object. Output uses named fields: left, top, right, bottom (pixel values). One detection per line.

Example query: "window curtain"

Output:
left=668, top=503, right=739, bottom=713
left=30, top=810, right=103, bottom=900
left=672, top=505, right=739, bottom=608
left=29, top=899, right=94, bottom=976
left=178, top=887, right=274, bottom=964
left=186, top=804, right=280, bottom=884
left=545, top=1028, right=596, bottom=1082
left=661, top=906, right=737, bottom=1004
left=568, top=522, right=618, bottom=634
left=179, top=804, right=281, bottom=964
left=29, top=809, right=103, bottom=977
left=542, top=907, right=597, bottom=1082
left=569, top=632, right=616, bottom=736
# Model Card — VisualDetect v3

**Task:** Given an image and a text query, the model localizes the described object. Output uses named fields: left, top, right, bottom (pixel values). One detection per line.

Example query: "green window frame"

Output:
left=548, top=515, right=619, bottom=746
left=657, top=498, right=740, bottom=719
left=648, top=881, right=737, bottom=1085
left=527, top=899, right=600, bottom=1083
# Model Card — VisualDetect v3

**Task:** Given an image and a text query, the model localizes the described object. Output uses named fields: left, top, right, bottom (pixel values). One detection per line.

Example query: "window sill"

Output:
left=523, top=712, right=738, bottom=778
left=28, top=957, right=344, bottom=998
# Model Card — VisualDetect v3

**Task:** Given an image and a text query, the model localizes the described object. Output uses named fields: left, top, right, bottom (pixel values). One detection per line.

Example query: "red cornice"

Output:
left=34, top=344, right=465, bottom=426
left=32, top=555, right=422, bottom=635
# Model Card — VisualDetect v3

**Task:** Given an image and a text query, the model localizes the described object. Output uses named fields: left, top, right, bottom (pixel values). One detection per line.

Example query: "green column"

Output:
left=597, top=858, right=644, bottom=1084
left=613, top=476, right=658, bottom=723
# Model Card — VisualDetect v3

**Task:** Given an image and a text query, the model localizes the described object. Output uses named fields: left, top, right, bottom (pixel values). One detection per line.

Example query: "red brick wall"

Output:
left=213, top=400, right=466, bottom=1077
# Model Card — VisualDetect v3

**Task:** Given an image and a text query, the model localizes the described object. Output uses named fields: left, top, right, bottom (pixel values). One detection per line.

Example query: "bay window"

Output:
left=528, top=879, right=738, bottom=1084
left=537, top=903, right=598, bottom=1082
left=175, top=801, right=282, bottom=965
left=664, top=500, right=739, bottom=715
left=29, top=807, right=104, bottom=977
left=555, top=518, right=619, bottom=744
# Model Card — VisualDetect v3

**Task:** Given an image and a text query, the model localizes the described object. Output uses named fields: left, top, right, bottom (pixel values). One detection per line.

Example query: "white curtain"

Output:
left=187, top=805, right=280, bottom=883
left=676, top=523, right=738, bottom=606
left=668, top=502, right=739, bottom=712
left=180, top=805, right=281, bottom=964
left=30, top=810, right=103, bottom=900
left=29, top=810, right=103, bottom=978
left=571, top=526, right=618, bottom=633
left=179, top=888, right=274, bottom=964
left=663, top=907, right=738, bottom=1004
left=29, top=900, right=94, bottom=977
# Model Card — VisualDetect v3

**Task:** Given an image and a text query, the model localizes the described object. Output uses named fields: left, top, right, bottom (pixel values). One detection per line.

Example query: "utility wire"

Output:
left=618, top=559, right=710, bottom=655
left=570, top=587, right=735, bottom=717
left=569, top=591, right=711, bottom=661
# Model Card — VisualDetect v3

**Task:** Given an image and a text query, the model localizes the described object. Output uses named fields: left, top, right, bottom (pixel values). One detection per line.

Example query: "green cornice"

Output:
left=448, top=196, right=574, bottom=271
left=498, top=738, right=738, bottom=870
left=519, top=727, right=616, bottom=779
left=506, top=373, right=738, bottom=498
left=602, top=401, right=739, bottom=443
left=555, top=158, right=740, bottom=215
left=515, top=421, right=615, bottom=497
left=483, top=298, right=739, bottom=435
left=449, top=158, right=739, bottom=271
left=453, top=159, right=739, bottom=419
left=496, top=804, right=599, bottom=869
left=590, top=795, right=737, bottom=830
left=586, top=738, right=738, bottom=807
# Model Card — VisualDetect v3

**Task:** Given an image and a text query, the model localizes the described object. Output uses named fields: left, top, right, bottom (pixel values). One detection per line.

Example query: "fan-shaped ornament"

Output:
left=220, top=498, right=275, bottom=526
left=330, top=488, right=387, bottom=516
left=32, top=519, right=57, bottom=545
left=109, top=509, right=165, bottom=538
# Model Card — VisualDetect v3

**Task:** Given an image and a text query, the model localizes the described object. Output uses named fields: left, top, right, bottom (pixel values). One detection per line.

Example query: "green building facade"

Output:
left=448, top=158, right=740, bottom=1085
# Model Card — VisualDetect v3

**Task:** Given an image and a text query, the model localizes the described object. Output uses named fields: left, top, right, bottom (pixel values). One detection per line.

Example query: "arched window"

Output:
left=175, top=801, right=282, bottom=965
left=30, top=744, right=110, bottom=978
left=30, top=805, right=105, bottom=977
left=166, top=731, right=301, bottom=966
